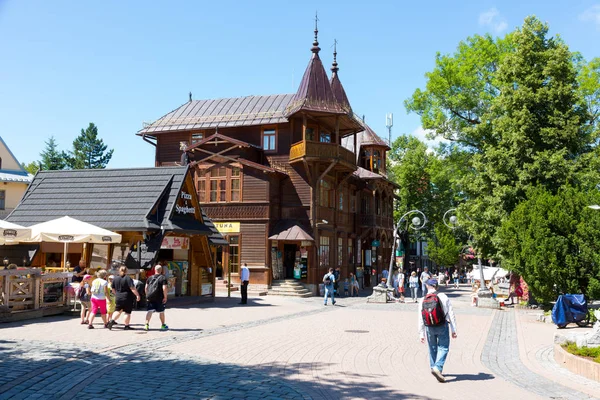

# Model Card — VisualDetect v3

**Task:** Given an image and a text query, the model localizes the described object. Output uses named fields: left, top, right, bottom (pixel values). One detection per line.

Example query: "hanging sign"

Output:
left=371, top=240, right=380, bottom=247
left=215, top=222, right=240, bottom=233
left=161, top=236, right=190, bottom=250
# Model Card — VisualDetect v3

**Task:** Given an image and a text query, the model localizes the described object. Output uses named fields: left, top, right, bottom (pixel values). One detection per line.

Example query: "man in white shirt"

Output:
left=239, top=263, right=250, bottom=305
left=419, top=267, right=431, bottom=297
left=417, top=278, right=458, bottom=383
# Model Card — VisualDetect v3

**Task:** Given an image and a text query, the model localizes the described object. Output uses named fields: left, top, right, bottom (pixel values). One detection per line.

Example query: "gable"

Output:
left=0, top=136, right=27, bottom=172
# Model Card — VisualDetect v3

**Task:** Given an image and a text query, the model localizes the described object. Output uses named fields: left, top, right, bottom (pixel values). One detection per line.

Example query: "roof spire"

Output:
left=331, top=39, right=339, bottom=74
left=189, top=92, right=192, bottom=102
left=311, top=11, right=320, bottom=55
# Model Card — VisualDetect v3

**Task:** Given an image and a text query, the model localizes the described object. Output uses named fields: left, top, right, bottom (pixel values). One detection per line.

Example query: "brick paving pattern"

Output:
left=481, top=310, right=598, bottom=400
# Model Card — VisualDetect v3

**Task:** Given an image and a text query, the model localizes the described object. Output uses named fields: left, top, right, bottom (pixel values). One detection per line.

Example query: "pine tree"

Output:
left=39, top=136, right=67, bottom=170
left=68, top=123, right=114, bottom=169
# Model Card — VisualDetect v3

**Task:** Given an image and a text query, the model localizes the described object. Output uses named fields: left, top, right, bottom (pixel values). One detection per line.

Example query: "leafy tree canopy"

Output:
left=21, top=161, right=40, bottom=175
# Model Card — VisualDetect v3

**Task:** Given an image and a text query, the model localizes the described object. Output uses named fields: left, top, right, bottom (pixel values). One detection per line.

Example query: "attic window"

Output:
left=191, top=133, right=203, bottom=144
left=262, top=128, right=276, bottom=151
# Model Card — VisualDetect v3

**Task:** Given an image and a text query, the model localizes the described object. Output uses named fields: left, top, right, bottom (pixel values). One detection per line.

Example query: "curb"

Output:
left=554, top=343, right=600, bottom=383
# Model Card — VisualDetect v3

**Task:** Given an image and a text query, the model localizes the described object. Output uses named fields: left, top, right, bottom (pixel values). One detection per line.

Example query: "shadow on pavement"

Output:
left=0, top=341, right=439, bottom=400
left=444, top=372, right=494, bottom=382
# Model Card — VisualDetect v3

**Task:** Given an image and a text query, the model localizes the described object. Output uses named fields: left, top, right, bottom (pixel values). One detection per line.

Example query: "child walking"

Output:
left=78, top=275, right=92, bottom=325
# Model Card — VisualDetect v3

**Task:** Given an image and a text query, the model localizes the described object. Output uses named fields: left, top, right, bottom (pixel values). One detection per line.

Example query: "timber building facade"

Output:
left=138, top=26, right=395, bottom=293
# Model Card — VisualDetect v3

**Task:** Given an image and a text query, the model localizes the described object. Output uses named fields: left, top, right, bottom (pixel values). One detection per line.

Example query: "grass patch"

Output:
left=563, top=343, right=600, bottom=364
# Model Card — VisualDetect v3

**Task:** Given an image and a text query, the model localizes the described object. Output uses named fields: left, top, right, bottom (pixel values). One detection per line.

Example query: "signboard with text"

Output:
left=214, top=222, right=240, bottom=233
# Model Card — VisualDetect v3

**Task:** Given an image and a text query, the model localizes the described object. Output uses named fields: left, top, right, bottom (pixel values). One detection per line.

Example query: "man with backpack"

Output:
left=144, top=264, right=169, bottom=331
left=418, top=278, right=457, bottom=383
left=323, top=267, right=336, bottom=306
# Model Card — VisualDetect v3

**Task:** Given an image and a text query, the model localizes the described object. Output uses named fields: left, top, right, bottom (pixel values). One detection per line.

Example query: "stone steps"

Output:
left=268, top=280, right=312, bottom=298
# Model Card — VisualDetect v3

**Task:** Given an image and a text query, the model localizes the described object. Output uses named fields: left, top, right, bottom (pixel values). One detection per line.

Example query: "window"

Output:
left=191, top=133, right=203, bottom=144
left=338, top=237, right=343, bottom=266
left=229, top=236, right=240, bottom=274
left=348, top=238, right=354, bottom=264
left=350, top=195, right=356, bottom=213
left=305, top=126, right=318, bottom=141
left=0, top=190, right=4, bottom=210
left=375, top=196, right=381, bottom=215
left=320, top=131, right=331, bottom=143
left=231, top=167, right=240, bottom=202
left=338, top=190, right=344, bottom=211
left=0, top=157, right=2, bottom=169
left=373, top=150, right=381, bottom=173
left=197, top=180, right=206, bottom=202
left=361, top=196, right=371, bottom=214
left=210, top=167, right=227, bottom=203
left=319, top=180, right=334, bottom=208
left=362, top=149, right=371, bottom=170
left=263, top=128, right=276, bottom=151
left=319, top=236, right=330, bottom=267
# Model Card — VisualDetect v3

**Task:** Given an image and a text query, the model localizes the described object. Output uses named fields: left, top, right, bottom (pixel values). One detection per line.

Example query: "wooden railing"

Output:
left=359, top=214, right=393, bottom=229
left=289, top=140, right=356, bottom=166
left=1, top=269, right=71, bottom=311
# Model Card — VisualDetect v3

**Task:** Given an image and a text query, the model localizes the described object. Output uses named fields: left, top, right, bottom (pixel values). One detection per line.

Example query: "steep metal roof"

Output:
left=284, top=25, right=345, bottom=117
left=138, top=94, right=294, bottom=135
left=330, top=46, right=352, bottom=114
left=341, top=116, right=391, bottom=159
left=6, top=167, right=209, bottom=235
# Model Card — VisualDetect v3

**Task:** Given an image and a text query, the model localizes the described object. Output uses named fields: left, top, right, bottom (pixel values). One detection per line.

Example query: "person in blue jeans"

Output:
left=417, top=279, right=458, bottom=382
left=323, top=268, right=336, bottom=306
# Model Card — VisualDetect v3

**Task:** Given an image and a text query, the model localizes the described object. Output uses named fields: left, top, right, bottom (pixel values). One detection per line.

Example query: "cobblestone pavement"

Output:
left=481, top=310, right=598, bottom=400
left=0, top=288, right=599, bottom=399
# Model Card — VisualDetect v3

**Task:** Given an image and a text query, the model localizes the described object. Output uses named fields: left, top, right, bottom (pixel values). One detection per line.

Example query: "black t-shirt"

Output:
left=71, top=266, right=84, bottom=283
left=149, top=274, right=168, bottom=300
left=113, top=275, right=135, bottom=302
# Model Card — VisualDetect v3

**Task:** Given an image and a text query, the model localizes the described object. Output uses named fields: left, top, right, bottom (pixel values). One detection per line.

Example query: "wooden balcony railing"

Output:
left=290, top=140, right=356, bottom=166
left=359, top=214, right=393, bottom=229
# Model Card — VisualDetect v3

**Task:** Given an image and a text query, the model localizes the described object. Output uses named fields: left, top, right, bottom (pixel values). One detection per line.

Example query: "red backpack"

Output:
left=422, top=293, right=446, bottom=326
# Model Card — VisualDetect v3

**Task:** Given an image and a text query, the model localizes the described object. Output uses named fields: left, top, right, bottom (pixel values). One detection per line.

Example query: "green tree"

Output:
left=426, top=224, right=462, bottom=269
left=497, top=187, right=600, bottom=303
left=68, top=123, right=114, bottom=169
left=406, top=16, right=597, bottom=257
left=21, top=161, right=40, bottom=175
left=39, top=136, right=67, bottom=170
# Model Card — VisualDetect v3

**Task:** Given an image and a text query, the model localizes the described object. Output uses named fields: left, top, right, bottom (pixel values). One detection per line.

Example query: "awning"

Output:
left=269, top=220, right=313, bottom=241
left=0, top=220, right=31, bottom=244
left=164, top=217, right=213, bottom=235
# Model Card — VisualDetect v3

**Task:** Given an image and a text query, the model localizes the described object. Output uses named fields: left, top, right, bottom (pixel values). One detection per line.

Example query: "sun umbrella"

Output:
left=0, top=220, right=32, bottom=244
left=26, top=216, right=122, bottom=270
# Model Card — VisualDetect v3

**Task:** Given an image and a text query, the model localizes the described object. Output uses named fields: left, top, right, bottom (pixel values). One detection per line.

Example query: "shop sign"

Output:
left=101, top=236, right=113, bottom=242
left=161, top=236, right=190, bottom=250
left=272, top=240, right=278, bottom=246
left=371, top=240, right=380, bottom=247
left=58, top=235, right=75, bottom=241
left=300, top=240, right=312, bottom=247
left=175, top=191, right=196, bottom=215
left=215, top=222, right=240, bottom=233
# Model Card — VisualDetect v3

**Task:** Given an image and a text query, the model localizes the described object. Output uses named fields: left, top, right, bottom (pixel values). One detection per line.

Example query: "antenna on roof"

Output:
left=189, top=92, right=192, bottom=102
left=386, top=113, right=393, bottom=146
left=362, top=114, right=365, bottom=122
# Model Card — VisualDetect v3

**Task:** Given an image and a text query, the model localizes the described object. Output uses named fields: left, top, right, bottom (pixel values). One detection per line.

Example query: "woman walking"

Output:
left=88, top=270, right=110, bottom=329
left=409, top=271, right=419, bottom=303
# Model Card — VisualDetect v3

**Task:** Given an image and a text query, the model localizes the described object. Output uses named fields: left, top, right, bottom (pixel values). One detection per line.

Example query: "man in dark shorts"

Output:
left=107, top=265, right=140, bottom=330
left=144, top=265, right=169, bottom=331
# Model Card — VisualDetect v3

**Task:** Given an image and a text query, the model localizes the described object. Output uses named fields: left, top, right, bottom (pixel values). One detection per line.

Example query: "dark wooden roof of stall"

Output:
left=6, top=167, right=214, bottom=236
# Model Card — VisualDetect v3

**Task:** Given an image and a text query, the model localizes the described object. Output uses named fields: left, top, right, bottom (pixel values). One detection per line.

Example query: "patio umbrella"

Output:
left=26, top=216, right=122, bottom=270
left=0, top=219, right=32, bottom=244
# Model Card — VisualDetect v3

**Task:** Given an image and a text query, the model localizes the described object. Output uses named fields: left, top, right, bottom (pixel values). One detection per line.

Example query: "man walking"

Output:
left=239, top=263, right=249, bottom=305
left=419, top=266, right=431, bottom=297
left=144, top=265, right=169, bottom=331
left=107, top=266, right=140, bottom=330
left=418, top=278, right=458, bottom=383
left=323, top=267, right=336, bottom=306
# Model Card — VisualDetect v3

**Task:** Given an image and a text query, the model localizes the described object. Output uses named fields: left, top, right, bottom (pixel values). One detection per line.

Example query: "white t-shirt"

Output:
left=91, top=278, right=108, bottom=300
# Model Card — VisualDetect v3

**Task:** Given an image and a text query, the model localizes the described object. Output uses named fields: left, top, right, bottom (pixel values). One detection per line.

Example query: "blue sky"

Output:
left=1, top=0, right=599, bottom=168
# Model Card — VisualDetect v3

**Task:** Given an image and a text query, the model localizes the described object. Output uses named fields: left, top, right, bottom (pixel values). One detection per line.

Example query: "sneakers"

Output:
left=123, top=325, right=134, bottom=330
left=144, top=324, right=149, bottom=331
left=431, top=368, right=445, bottom=383
left=88, top=324, right=94, bottom=329
left=332, top=301, right=336, bottom=305
left=160, top=324, right=169, bottom=331
left=107, top=320, right=115, bottom=330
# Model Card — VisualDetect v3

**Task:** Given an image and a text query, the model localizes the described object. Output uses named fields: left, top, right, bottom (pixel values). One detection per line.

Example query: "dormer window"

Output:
left=320, top=131, right=331, bottom=143
left=262, top=128, right=276, bottom=151
left=373, top=150, right=381, bottom=173
left=361, top=149, right=372, bottom=170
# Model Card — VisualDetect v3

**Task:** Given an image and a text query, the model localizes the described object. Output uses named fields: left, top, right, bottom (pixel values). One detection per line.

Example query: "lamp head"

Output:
left=588, top=205, right=600, bottom=210
left=3, top=257, right=8, bottom=266
left=411, top=216, right=421, bottom=227
left=449, top=215, right=458, bottom=225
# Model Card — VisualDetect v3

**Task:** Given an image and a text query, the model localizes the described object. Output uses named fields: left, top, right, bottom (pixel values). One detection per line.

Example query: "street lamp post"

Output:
left=387, top=210, right=428, bottom=289
left=443, top=209, right=491, bottom=297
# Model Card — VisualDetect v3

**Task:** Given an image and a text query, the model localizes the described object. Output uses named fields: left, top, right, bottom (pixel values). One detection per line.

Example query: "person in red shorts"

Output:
left=88, top=270, right=110, bottom=329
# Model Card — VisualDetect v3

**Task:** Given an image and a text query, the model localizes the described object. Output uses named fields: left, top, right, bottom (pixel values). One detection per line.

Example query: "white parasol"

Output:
left=0, top=220, right=32, bottom=244
left=26, top=216, right=121, bottom=270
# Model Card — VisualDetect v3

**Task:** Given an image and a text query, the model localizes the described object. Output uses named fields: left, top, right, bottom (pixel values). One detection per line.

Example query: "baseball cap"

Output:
left=83, top=274, right=92, bottom=280
left=426, top=278, right=438, bottom=287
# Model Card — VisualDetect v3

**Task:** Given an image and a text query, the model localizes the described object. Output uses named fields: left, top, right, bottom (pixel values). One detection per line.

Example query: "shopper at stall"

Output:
left=71, top=259, right=87, bottom=283
left=144, top=265, right=169, bottom=331
left=107, top=266, right=141, bottom=330
left=88, top=270, right=110, bottom=329
left=78, top=274, right=92, bottom=325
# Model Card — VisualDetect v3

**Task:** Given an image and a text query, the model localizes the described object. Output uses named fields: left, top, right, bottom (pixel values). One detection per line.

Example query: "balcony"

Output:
left=359, top=214, right=393, bottom=229
left=289, top=140, right=356, bottom=169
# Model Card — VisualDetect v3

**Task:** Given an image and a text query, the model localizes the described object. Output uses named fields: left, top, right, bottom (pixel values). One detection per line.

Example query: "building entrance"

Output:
left=283, top=244, right=297, bottom=279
